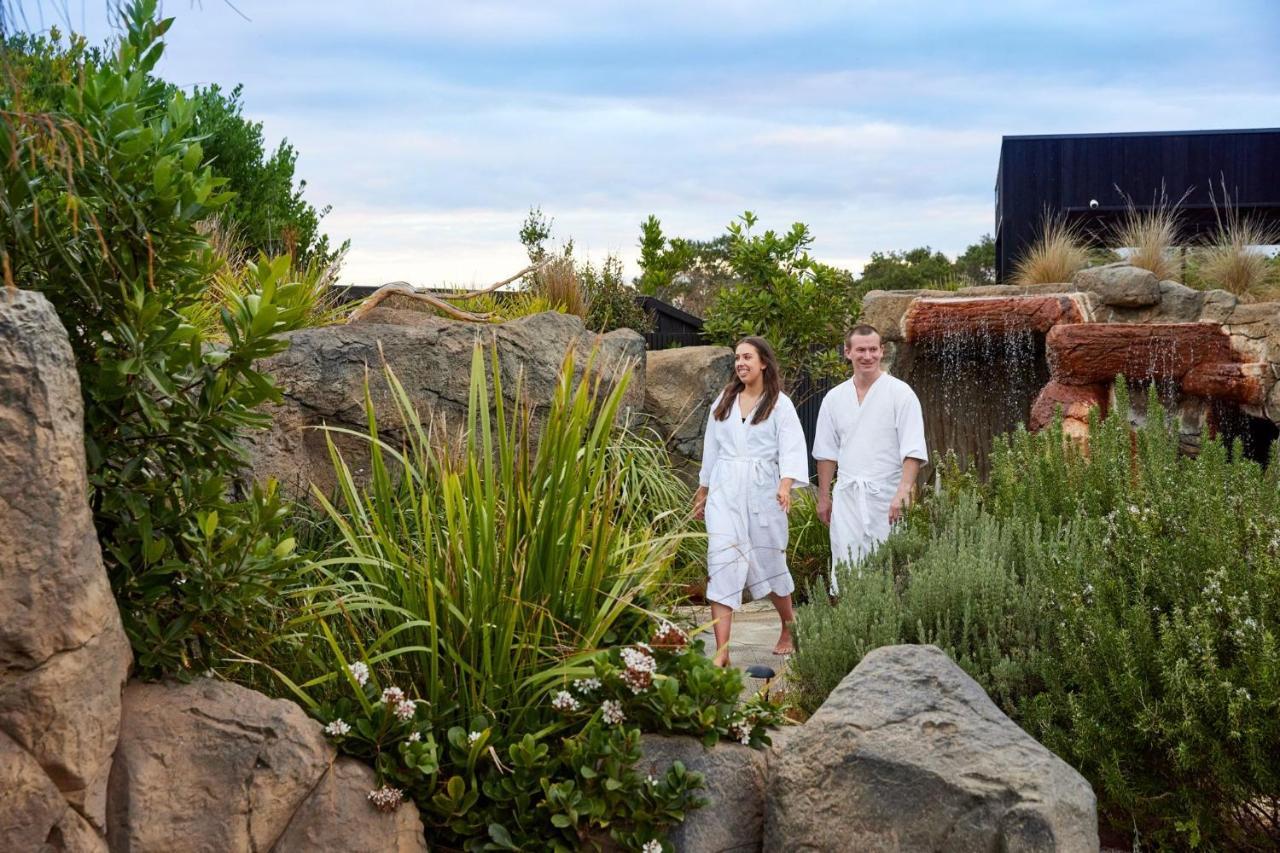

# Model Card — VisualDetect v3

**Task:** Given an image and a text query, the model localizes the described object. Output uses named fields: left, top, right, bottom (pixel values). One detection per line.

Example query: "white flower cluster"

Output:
left=367, top=785, right=405, bottom=812
left=620, top=646, right=656, bottom=694
left=573, top=677, right=602, bottom=693
left=551, top=690, right=580, bottom=713
left=407, top=731, right=422, bottom=743
left=468, top=730, right=483, bottom=744
left=641, top=840, right=663, bottom=853
left=651, top=619, right=689, bottom=652
left=348, top=661, right=370, bottom=686
left=323, top=718, right=351, bottom=737
left=730, top=719, right=753, bottom=746
left=381, top=686, right=405, bottom=705
left=601, top=699, right=625, bottom=725
left=393, top=699, right=417, bottom=722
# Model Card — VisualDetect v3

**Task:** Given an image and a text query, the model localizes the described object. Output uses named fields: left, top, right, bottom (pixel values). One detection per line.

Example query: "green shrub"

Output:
left=262, top=349, right=785, bottom=849
left=702, top=212, right=859, bottom=391
left=580, top=253, right=652, bottom=334
left=791, top=386, right=1280, bottom=848
left=0, top=2, right=317, bottom=675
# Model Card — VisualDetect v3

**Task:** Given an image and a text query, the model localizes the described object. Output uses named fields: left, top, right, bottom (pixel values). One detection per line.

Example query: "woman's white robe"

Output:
left=699, top=392, right=810, bottom=609
left=812, top=374, right=927, bottom=592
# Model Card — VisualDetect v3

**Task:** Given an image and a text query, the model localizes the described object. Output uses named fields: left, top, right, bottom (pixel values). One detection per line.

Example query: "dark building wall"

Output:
left=996, top=128, right=1280, bottom=281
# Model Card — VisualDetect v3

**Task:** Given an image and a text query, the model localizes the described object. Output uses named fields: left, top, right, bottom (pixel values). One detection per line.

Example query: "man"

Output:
left=813, top=325, right=927, bottom=593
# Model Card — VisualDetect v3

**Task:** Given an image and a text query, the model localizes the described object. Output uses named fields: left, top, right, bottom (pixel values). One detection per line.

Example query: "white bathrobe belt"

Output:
left=718, top=455, right=776, bottom=526
left=834, top=476, right=886, bottom=546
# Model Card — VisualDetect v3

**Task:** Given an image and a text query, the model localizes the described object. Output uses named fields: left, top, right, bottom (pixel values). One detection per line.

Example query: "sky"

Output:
left=21, top=1, right=1280, bottom=287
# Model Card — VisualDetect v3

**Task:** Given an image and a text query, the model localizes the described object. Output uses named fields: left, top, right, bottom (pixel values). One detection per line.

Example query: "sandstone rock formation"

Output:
left=642, top=345, right=734, bottom=467
left=860, top=265, right=1280, bottom=469
left=640, top=734, right=768, bottom=852
left=766, top=645, right=1098, bottom=852
left=248, top=311, right=644, bottom=499
left=0, top=290, right=132, bottom=844
left=107, top=679, right=429, bottom=853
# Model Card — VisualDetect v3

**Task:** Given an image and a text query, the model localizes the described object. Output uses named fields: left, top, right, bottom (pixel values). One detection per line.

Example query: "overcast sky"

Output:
left=30, top=1, right=1280, bottom=286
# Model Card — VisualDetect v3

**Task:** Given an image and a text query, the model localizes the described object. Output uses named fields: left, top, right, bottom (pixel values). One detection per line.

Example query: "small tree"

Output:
left=702, top=212, right=857, bottom=391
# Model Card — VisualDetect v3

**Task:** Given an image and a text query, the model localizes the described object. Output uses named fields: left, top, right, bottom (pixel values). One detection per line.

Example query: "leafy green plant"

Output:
left=792, top=385, right=1280, bottom=848
left=279, top=346, right=682, bottom=729
left=702, top=211, right=859, bottom=390
left=184, top=82, right=341, bottom=265
left=580, top=253, right=652, bottom=334
left=310, top=652, right=711, bottom=851
left=254, top=350, right=788, bottom=848
left=0, top=1, right=315, bottom=675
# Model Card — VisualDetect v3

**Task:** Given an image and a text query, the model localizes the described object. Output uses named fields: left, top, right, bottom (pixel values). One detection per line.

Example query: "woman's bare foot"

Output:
left=772, top=625, right=794, bottom=656
left=712, top=648, right=732, bottom=668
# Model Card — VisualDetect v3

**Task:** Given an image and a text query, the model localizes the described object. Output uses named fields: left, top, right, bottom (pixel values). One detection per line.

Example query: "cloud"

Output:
left=33, top=0, right=1280, bottom=288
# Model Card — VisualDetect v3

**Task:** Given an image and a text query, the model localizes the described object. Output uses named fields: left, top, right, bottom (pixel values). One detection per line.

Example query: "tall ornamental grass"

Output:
left=791, top=384, right=1280, bottom=849
left=1013, top=213, right=1090, bottom=285
left=279, top=345, right=681, bottom=731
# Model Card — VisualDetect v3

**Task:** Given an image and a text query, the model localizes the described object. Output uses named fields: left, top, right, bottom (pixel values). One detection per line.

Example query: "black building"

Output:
left=995, top=128, right=1280, bottom=281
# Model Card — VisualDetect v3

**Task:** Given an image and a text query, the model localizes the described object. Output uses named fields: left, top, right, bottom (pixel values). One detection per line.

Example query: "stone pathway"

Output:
left=675, top=600, right=791, bottom=696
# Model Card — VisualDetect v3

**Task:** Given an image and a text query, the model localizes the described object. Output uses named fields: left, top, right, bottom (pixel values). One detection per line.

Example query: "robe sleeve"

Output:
left=698, top=395, right=722, bottom=488
left=775, top=395, right=811, bottom=485
left=811, top=390, right=839, bottom=462
left=895, top=385, right=928, bottom=463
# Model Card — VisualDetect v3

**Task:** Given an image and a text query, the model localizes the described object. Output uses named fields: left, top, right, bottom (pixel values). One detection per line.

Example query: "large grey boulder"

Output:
left=1072, top=263, right=1161, bottom=308
left=765, top=645, right=1098, bottom=852
left=640, top=734, right=768, bottom=852
left=0, top=290, right=132, bottom=839
left=643, top=345, right=733, bottom=463
left=107, top=679, right=429, bottom=853
left=273, top=757, right=429, bottom=853
left=248, top=310, right=644, bottom=499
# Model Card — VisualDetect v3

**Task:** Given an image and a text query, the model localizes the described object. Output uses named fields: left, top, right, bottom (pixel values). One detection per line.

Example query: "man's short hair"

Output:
left=845, top=324, right=882, bottom=345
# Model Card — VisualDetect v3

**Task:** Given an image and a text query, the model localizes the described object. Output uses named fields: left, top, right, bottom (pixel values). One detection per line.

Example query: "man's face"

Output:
left=845, top=333, right=883, bottom=375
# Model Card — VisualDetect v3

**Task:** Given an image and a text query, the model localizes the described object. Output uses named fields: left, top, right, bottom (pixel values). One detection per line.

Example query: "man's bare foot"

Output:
left=712, top=649, right=731, bottom=668
left=772, top=628, right=794, bottom=656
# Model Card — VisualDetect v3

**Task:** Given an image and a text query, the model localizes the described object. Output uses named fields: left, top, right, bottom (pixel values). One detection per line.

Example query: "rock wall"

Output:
left=0, top=290, right=429, bottom=853
left=248, top=310, right=645, bottom=499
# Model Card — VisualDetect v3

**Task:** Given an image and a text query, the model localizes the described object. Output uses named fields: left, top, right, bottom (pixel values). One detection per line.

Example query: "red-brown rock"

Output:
left=1182, top=362, right=1268, bottom=407
left=905, top=296, right=1085, bottom=344
left=1047, top=323, right=1236, bottom=385
left=1030, top=382, right=1109, bottom=433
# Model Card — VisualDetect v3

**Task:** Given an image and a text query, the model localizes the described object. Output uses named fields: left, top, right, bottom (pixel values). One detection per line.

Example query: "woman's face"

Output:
left=735, top=342, right=765, bottom=386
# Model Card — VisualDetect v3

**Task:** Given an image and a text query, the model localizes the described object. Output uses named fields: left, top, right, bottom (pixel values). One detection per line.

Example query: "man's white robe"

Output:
left=812, top=374, right=927, bottom=592
left=699, top=392, right=810, bottom=610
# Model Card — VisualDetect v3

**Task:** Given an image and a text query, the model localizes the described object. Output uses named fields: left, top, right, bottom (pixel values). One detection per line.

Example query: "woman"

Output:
left=693, top=337, right=809, bottom=667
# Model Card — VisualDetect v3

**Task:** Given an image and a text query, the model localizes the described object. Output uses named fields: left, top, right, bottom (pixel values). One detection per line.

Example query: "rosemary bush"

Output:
left=791, top=385, right=1280, bottom=848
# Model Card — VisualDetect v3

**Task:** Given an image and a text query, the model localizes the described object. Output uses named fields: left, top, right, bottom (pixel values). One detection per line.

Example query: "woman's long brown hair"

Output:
left=713, top=336, right=782, bottom=424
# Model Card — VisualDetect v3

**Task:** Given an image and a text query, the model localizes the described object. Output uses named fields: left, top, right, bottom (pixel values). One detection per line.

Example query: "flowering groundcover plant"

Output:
left=317, top=621, right=786, bottom=851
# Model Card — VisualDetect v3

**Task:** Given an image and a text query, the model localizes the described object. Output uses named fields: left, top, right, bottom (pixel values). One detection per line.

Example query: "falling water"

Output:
left=902, top=309, right=1049, bottom=478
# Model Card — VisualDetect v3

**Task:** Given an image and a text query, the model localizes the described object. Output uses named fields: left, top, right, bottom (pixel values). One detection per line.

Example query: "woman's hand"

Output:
left=693, top=486, right=708, bottom=520
left=776, top=479, right=793, bottom=514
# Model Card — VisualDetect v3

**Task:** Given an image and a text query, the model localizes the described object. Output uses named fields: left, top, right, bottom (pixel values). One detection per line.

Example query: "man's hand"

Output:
left=817, top=493, right=832, bottom=527
left=889, top=490, right=910, bottom=525
left=693, top=486, right=708, bottom=520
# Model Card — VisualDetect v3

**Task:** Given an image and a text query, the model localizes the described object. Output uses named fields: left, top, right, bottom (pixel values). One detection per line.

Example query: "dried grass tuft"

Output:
left=1014, top=214, right=1089, bottom=285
